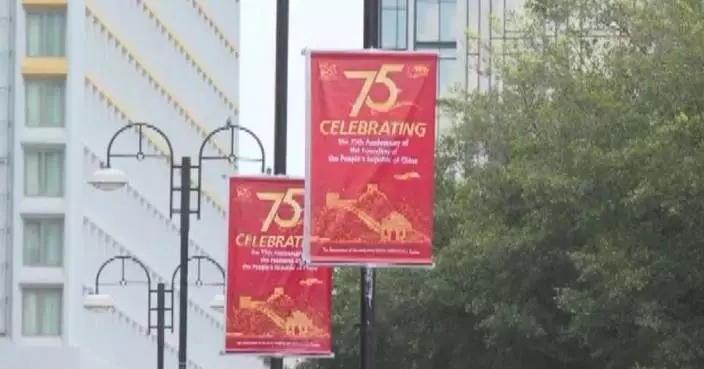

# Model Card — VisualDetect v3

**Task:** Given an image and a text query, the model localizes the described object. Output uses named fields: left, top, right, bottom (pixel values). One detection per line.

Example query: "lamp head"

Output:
left=83, top=293, right=115, bottom=312
left=209, top=293, right=225, bottom=313
left=88, top=167, right=129, bottom=191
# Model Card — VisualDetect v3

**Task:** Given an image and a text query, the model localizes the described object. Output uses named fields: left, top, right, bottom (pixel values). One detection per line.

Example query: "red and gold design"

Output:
left=225, top=176, right=332, bottom=355
left=304, top=50, right=437, bottom=266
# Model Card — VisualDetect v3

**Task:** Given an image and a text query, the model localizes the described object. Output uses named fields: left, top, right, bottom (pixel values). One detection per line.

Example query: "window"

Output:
left=381, top=0, right=408, bottom=49
left=23, top=217, right=64, bottom=267
left=415, top=47, right=457, bottom=95
left=26, top=10, right=66, bottom=57
left=25, top=79, right=65, bottom=127
left=24, top=148, right=64, bottom=197
left=414, top=46, right=457, bottom=139
left=22, top=287, right=63, bottom=336
left=415, top=0, right=457, bottom=44
left=438, top=50, right=457, bottom=95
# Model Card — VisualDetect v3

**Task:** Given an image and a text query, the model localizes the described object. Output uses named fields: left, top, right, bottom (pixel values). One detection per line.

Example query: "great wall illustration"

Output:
left=238, top=287, right=327, bottom=338
left=323, top=183, right=424, bottom=242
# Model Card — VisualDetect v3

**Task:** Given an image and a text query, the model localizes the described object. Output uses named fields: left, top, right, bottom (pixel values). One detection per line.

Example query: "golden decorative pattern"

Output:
left=408, top=64, right=430, bottom=79
left=231, top=286, right=328, bottom=338
left=321, top=183, right=429, bottom=243
left=318, top=62, right=338, bottom=81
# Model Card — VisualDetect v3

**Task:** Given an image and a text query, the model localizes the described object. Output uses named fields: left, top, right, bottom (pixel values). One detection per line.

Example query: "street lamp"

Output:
left=169, top=254, right=227, bottom=314
left=83, top=292, right=115, bottom=312
left=361, top=2, right=379, bottom=369
left=83, top=255, right=226, bottom=369
left=87, top=167, right=129, bottom=191
left=87, top=118, right=266, bottom=369
left=209, top=293, right=225, bottom=313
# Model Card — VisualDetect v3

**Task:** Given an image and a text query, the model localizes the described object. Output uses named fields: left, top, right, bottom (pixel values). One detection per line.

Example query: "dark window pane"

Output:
left=25, top=79, right=66, bottom=127
left=397, top=9, right=408, bottom=48
left=416, top=0, right=457, bottom=43
left=439, top=1, right=456, bottom=42
left=414, top=47, right=457, bottom=97
left=381, top=0, right=408, bottom=49
left=415, top=0, right=438, bottom=42
left=26, top=11, right=66, bottom=57
left=381, top=8, right=408, bottom=49
left=438, top=57, right=455, bottom=94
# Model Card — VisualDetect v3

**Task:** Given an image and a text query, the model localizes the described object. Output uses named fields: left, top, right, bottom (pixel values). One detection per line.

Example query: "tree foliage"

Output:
left=297, top=1, right=704, bottom=368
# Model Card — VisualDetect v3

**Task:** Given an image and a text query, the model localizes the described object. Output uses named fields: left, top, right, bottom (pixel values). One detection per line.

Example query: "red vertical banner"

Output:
left=225, top=176, right=332, bottom=356
left=303, top=50, right=437, bottom=266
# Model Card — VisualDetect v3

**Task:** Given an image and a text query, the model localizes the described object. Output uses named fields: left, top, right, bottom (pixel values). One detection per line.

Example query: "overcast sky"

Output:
left=238, top=0, right=364, bottom=177
left=237, top=3, right=362, bottom=365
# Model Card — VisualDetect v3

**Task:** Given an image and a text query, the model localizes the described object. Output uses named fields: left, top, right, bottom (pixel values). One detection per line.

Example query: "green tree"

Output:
left=298, top=1, right=704, bottom=368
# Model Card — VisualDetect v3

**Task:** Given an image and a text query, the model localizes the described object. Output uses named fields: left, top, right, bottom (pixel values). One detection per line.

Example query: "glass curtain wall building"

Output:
left=379, top=0, right=530, bottom=133
left=380, top=0, right=620, bottom=135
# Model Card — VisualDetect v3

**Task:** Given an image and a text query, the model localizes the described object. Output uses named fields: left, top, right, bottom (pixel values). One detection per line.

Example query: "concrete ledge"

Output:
left=21, top=0, right=67, bottom=8
left=21, top=57, right=67, bottom=77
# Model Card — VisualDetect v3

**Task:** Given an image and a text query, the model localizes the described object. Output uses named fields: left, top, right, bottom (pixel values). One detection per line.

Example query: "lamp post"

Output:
left=361, top=1, right=379, bottom=369
left=87, top=119, right=266, bottom=369
left=271, top=0, right=289, bottom=368
left=83, top=255, right=227, bottom=369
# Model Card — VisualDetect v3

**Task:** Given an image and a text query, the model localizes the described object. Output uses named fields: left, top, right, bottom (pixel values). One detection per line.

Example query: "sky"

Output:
left=238, top=0, right=364, bottom=177
left=237, top=4, right=362, bottom=365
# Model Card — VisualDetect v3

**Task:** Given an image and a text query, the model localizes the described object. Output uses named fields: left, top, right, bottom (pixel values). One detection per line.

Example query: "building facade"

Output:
left=381, top=0, right=620, bottom=135
left=0, top=0, right=263, bottom=369
left=379, top=0, right=527, bottom=132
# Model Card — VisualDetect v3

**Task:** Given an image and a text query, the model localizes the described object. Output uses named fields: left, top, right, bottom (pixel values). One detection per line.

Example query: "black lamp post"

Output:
left=361, top=1, right=379, bottom=369
left=84, top=254, right=227, bottom=369
left=87, top=119, right=267, bottom=369
left=271, top=0, right=289, bottom=368
left=271, top=1, right=380, bottom=368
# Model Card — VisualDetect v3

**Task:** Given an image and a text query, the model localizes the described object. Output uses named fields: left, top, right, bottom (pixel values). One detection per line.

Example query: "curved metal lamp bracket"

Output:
left=169, top=255, right=226, bottom=320
left=93, top=255, right=152, bottom=294
left=195, top=117, right=267, bottom=218
left=100, top=119, right=268, bottom=220
left=93, top=255, right=175, bottom=333
left=170, top=255, right=226, bottom=289
left=105, top=122, right=176, bottom=169
left=104, top=122, right=181, bottom=218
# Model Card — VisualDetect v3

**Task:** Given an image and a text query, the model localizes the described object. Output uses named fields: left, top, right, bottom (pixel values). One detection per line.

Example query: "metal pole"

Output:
left=361, top=2, right=379, bottom=369
left=271, top=0, right=289, bottom=368
left=156, top=282, right=166, bottom=369
left=178, top=156, right=191, bottom=369
left=273, top=0, right=289, bottom=176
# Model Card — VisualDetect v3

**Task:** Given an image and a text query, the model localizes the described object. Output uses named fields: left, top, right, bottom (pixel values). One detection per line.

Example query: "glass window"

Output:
left=437, top=52, right=456, bottom=137
left=414, top=47, right=457, bottom=140
left=22, top=287, right=63, bottom=336
left=23, top=218, right=64, bottom=267
left=415, top=0, right=457, bottom=43
left=24, top=147, right=64, bottom=197
left=416, top=0, right=438, bottom=42
left=25, top=79, right=65, bottom=127
left=416, top=47, right=457, bottom=95
left=438, top=52, right=456, bottom=95
left=381, top=0, right=408, bottom=49
left=26, top=10, right=66, bottom=57
left=439, top=1, right=456, bottom=42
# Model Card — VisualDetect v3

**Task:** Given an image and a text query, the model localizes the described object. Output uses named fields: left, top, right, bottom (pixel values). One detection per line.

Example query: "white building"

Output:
left=0, top=0, right=265, bottom=368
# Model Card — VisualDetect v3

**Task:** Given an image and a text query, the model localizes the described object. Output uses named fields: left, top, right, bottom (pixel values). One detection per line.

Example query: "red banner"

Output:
left=304, top=50, right=437, bottom=266
left=225, top=176, right=332, bottom=355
